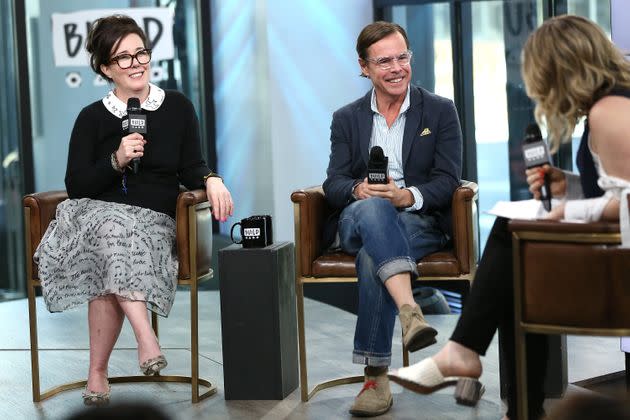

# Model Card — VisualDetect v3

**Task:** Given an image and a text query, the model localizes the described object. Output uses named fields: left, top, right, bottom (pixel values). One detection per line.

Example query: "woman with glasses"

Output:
left=34, top=14, right=233, bottom=405
left=389, top=15, right=630, bottom=420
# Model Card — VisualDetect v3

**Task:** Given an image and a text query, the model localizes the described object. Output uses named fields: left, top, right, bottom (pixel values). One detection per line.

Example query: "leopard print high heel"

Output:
left=140, top=355, right=167, bottom=376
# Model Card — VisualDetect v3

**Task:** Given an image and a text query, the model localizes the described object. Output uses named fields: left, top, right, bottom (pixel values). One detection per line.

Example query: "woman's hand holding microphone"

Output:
left=524, top=164, right=567, bottom=220
left=115, top=133, right=146, bottom=168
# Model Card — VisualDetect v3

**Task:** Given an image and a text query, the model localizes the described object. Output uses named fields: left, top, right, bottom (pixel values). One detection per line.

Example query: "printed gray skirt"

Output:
left=34, top=198, right=178, bottom=317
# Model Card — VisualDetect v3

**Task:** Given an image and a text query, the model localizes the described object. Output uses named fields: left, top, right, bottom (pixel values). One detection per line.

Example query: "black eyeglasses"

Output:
left=110, top=49, right=152, bottom=69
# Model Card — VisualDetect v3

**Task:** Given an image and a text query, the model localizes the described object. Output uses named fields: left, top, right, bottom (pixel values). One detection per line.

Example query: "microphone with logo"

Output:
left=367, top=146, right=388, bottom=184
left=121, top=97, right=147, bottom=174
left=522, top=123, right=552, bottom=211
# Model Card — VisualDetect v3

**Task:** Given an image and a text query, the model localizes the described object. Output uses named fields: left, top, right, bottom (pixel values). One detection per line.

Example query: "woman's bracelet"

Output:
left=203, top=172, right=223, bottom=185
left=111, top=152, right=124, bottom=173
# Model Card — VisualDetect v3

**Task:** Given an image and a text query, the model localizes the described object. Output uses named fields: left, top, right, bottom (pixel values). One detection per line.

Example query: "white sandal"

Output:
left=388, top=358, right=484, bottom=406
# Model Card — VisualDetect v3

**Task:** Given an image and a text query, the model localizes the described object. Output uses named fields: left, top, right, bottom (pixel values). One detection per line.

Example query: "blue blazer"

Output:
left=322, top=85, right=463, bottom=249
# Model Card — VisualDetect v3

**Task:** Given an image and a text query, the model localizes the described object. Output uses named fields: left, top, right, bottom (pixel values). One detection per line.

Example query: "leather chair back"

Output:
left=509, top=218, right=625, bottom=420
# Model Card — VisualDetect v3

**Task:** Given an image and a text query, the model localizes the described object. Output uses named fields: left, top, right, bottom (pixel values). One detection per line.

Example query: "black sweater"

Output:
left=65, top=90, right=210, bottom=218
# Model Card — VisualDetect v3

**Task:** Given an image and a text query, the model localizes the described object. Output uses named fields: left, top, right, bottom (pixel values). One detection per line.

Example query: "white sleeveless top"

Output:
left=593, top=151, right=630, bottom=248
left=564, top=142, right=630, bottom=248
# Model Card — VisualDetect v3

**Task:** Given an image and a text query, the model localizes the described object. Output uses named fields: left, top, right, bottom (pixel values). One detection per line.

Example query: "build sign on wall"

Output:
left=52, top=8, right=174, bottom=67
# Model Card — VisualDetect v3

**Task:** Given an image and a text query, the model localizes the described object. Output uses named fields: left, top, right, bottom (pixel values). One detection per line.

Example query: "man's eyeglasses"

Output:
left=110, top=49, right=152, bottom=69
left=364, top=50, right=413, bottom=71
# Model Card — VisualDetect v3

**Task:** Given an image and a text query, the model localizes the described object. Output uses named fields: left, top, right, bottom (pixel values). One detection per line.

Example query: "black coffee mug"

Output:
left=230, top=215, right=273, bottom=248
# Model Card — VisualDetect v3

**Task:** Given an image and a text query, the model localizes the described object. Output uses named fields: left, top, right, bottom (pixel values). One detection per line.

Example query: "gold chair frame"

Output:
left=24, top=190, right=217, bottom=403
left=291, top=181, right=479, bottom=401
left=511, top=220, right=624, bottom=419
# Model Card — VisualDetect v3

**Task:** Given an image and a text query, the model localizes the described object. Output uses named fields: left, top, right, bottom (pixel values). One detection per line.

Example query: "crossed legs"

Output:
left=337, top=197, right=447, bottom=416
left=86, top=295, right=162, bottom=393
left=339, top=197, right=447, bottom=366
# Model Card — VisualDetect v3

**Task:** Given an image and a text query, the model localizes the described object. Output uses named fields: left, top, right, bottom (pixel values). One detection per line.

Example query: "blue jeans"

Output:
left=338, top=197, right=447, bottom=366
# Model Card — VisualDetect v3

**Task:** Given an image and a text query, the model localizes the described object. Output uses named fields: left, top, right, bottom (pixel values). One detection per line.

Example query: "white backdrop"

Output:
left=211, top=0, right=373, bottom=241
left=612, top=0, right=630, bottom=54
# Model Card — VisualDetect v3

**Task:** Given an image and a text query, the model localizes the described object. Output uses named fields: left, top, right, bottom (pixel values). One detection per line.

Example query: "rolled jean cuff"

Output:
left=377, top=257, right=418, bottom=283
left=352, top=351, right=391, bottom=367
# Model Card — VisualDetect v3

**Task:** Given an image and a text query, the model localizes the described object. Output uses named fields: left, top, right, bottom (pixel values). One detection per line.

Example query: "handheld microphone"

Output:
left=522, top=123, right=552, bottom=211
left=122, top=97, right=147, bottom=174
left=367, top=146, right=388, bottom=184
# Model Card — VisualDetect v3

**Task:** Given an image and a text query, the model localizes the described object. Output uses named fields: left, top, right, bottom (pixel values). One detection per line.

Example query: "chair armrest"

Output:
left=175, top=189, right=213, bottom=280
left=451, top=180, right=479, bottom=274
left=23, top=191, right=69, bottom=279
left=291, top=186, right=327, bottom=277
left=176, top=189, right=209, bottom=207
left=509, top=219, right=620, bottom=242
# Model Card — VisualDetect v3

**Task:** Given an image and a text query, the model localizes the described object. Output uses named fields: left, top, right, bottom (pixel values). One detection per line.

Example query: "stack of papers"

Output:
left=485, top=199, right=546, bottom=220
left=485, top=199, right=586, bottom=223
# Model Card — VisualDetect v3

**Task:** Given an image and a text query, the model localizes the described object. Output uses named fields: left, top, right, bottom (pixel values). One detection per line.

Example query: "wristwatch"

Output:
left=203, top=172, right=223, bottom=185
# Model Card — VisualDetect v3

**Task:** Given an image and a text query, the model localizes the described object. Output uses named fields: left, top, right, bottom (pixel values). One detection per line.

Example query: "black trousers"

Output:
left=450, top=217, right=547, bottom=420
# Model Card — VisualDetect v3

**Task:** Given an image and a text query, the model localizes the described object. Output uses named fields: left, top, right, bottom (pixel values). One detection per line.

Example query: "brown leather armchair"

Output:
left=509, top=216, right=626, bottom=419
left=24, top=190, right=217, bottom=403
left=290, top=180, right=479, bottom=401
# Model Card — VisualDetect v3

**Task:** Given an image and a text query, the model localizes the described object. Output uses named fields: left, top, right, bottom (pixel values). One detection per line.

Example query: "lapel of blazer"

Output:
left=402, top=86, right=424, bottom=168
left=357, top=90, right=374, bottom=165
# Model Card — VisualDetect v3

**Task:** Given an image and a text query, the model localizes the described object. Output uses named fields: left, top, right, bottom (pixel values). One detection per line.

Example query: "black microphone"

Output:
left=122, top=97, right=147, bottom=174
left=367, top=146, right=388, bottom=184
left=522, top=123, right=552, bottom=211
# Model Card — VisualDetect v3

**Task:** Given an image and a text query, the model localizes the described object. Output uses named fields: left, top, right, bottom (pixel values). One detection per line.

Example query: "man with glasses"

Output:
left=322, top=21, right=462, bottom=416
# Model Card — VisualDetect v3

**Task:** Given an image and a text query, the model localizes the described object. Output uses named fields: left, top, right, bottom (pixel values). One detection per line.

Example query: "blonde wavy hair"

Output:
left=522, top=15, right=630, bottom=152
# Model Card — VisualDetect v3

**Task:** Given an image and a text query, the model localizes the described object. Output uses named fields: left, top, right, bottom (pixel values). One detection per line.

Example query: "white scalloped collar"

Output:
left=102, top=83, right=165, bottom=118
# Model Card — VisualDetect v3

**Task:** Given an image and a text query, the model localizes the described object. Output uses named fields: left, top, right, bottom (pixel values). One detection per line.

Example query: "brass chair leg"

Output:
left=296, top=277, right=366, bottom=401
left=36, top=374, right=216, bottom=402
left=296, top=278, right=309, bottom=402
left=191, top=278, right=199, bottom=403
left=27, top=283, right=41, bottom=402
left=28, top=279, right=217, bottom=403
left=187, top=280, right=217, bottom=402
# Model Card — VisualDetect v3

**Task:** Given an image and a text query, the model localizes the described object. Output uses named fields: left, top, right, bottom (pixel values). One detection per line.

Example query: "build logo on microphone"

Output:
left=368, top=172, right=387, bottom=183
left=130, top=117, right=146, bottom=131
left=121, top=116, right=146, bottom=132
left=523, top=143, right=548, bottom=167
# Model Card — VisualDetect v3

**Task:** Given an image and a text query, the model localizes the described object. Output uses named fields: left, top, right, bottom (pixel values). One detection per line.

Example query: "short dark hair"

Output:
left=86, top=14, right=148, bottom=81
left=356, top=21, right=409, bottom=60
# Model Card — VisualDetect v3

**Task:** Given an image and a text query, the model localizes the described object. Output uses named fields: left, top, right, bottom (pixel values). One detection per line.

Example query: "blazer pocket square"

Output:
left=420, top=128, right=431, bottom=136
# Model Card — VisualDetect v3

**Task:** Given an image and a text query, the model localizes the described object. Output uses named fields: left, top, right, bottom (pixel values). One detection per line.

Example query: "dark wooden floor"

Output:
left=0, top=292, right=625, bottom=419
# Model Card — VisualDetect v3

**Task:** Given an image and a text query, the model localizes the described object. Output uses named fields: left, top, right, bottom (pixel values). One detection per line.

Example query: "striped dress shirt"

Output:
left=369, top=86, right=423, bottom=211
